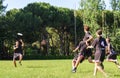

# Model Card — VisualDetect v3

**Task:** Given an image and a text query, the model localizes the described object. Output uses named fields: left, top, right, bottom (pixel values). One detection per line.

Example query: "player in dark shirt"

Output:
left=72, top=41, right=87, bottom=72
left=13, top=33, right=24, bottom=67
left=106, top=38, right=120, bottom=69
left=72, top=25, right=93, bottom=73
left=82, top=26, right=93, bottom=63
left=87, top=29, right=107, bottom=77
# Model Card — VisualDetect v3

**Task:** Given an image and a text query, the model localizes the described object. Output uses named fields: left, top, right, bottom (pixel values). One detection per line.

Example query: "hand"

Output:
left=87, top=46, right=91, bottom=49
left=73, top=50, right=76, bottom=52
left=86, top=46, right=89, bottom=49
left=13, top=46, right=16, bottom=49
left=86, top=41, right=89, bottom=46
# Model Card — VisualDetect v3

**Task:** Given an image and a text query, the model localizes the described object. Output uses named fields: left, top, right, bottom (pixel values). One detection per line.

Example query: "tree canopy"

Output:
left=0, top=1, right=120, bottom=59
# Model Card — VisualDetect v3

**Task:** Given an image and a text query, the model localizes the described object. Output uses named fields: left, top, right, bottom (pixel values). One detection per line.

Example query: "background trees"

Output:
left=0, top=1, right=120, bottom=59
left=110, top=0, right=120, bottom=11
left=0, top=0, right=8, bottom=59
left=0, top=0, right=7, bottom=15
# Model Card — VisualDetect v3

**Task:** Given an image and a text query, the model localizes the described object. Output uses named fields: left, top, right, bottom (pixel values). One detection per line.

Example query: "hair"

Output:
left=15, top=35, right=23, bottom=41
left=96, top=29, right=102, bottom=35
left=106, top=37, right=111, bottom=42
left=84, top=25, right=90, bottom=31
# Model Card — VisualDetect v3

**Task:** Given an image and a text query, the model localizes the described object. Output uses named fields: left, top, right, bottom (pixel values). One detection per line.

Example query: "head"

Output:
left=16, top=33, right=23, bottom=40
left=84, top=25, right=90, bottom=32
left=96, top=29, right=102, bottom=37
left=106, top=37, right=110, bottom=43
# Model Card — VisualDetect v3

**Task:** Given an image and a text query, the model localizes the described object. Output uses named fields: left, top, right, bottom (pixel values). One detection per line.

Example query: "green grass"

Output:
left=0, top=59, right=120, bottom=78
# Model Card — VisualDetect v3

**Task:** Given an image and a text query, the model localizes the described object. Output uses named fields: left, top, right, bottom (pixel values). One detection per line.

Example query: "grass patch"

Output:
left=0, top=60, right=120, bottom=78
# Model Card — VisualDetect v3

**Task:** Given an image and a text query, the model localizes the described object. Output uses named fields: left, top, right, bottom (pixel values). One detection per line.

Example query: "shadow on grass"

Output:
left=26, top=66, right=51, bottom=68
left=114, top=74, right=120, bottom=77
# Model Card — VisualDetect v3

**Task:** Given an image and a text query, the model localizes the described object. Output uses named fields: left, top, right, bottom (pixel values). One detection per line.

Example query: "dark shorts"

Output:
left=73, top=52, right=85, bottom=63
left=84, top=48, right=92, bottom=58
left=100, top=50, right=105, bottom=62
left=107, top=53, right=117, bottom=60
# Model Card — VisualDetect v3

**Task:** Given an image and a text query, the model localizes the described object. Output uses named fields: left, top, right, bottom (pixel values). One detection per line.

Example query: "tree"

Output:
left=0, top=2, right=84, bottom=58
left=79, top=0, right=106, bottom=34
left=0, top=0, right=7, bottom=59
left=0, top=0, right=7, bottom=15
left=110, top=0, right=120, bottom=11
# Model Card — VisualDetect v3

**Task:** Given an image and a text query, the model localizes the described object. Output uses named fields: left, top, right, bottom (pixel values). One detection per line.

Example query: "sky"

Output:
left=3, top=0, right=111, bottom=11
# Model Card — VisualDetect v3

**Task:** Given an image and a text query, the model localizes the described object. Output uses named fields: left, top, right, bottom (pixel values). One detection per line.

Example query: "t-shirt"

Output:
left=77, top=41, right=87, bottom=52
left=83, top=32, right=91, bottom=42
left=92, top=37, right=107, bottom=51
left=14, top=40, right=23, bottom=53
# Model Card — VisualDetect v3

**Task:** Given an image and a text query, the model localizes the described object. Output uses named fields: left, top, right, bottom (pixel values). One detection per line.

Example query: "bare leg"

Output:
left=93, top=63, right=98, bottom=76
left=88, top=57, right=94, bottom=63
left=74, top=56, right=84, bottom=68
left=19, top=54, right=23, bottom=65
left=107, top=59, right=120, bottom=68
left=13, top=59, right=17, bottom=67
left=96, top=62, right=107, bottom=77
left=114, top=60, right=120, bottom=68
left=72, top=55, right=84, bottom=73
left=72, top=60, right=76, bottom=69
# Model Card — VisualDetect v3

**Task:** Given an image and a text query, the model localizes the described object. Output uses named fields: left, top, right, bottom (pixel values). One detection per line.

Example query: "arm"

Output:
left=13, top=41, right=19, bottom=50
left=86, top=35, right=93, bottom=46
left=87, top=45, right=93, bottom=49
left=87, top=38, right=96, bottom=49
left=20, top=39, right=24, bottom=47
left=73, top=47, right=79, bottom=52
left=106, top=44, right=110, bottom=54
left=86, top=35, right=93, bottom=43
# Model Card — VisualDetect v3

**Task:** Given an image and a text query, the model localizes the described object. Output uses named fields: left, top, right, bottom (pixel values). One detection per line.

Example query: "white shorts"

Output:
left=13, top=53, right=22, bottom=60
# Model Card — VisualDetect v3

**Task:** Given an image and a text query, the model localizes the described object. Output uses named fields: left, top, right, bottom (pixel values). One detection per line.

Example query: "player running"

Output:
left=106, top=37, right=120, bottom=69
left=72, top=25, right=93, bottom=73
left=87, top=29, right=108, bottom=77
left=13, top=33, right=24, bottom=67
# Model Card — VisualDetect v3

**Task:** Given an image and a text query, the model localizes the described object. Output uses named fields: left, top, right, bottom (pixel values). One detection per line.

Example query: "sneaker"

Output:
left=72, top=67, right=76, bottom=73
left=19, top=62, right=22, bottom=66
left=117, top=65, right=120, bottom=69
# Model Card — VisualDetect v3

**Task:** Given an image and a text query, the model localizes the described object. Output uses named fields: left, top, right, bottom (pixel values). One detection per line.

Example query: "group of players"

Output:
left=72, top=25, right=120, bottom=77
left=12, top=25, right=120, bottom=77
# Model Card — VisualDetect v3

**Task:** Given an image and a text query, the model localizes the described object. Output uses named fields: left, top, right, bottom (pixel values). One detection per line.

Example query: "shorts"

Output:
left=94, top=51, right=101, bottom=62
left=84, top=48, right=92, bottom=58
left=13, top=53, right=22, bottom=60
left=73, top=52, right=85, bottom=63
left=100, top=50, right=105, bottom=62
left=107, top=53, right=117, bottom=60
left=94, top=50, right=105, bottom=62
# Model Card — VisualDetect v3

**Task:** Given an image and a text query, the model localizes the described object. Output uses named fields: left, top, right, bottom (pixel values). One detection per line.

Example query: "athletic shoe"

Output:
left=19, top=62, right=22, bottom=66
left=117, top=65, right=120, bottom=69
left=72, top=67, right=76, bottom=73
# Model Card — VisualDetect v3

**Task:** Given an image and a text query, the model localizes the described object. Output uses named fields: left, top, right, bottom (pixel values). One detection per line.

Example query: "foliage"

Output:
left=0, top=0, right=7, bottom=15
left=1, top=1, right=120, bottom=59
left=79, top=0, right=106, bottom=35
left=110, top=0, right=120, bottom=11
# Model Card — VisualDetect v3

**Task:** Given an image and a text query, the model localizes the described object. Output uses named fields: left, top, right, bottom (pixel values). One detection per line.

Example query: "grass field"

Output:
left=0, top=59, right=120, bottom=78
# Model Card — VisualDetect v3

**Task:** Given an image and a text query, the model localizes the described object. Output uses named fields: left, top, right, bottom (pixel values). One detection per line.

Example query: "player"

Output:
left=87, top=29, right=107, bottom=77
left=13, top=33, right=24, bottom=67
left=72, top=25, right=93, bottom=73
left=72, top=41, right=88, bottom=72
left=106, top=37, right=120, bottom=68
left=82, top=25, right=93, bottom=63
